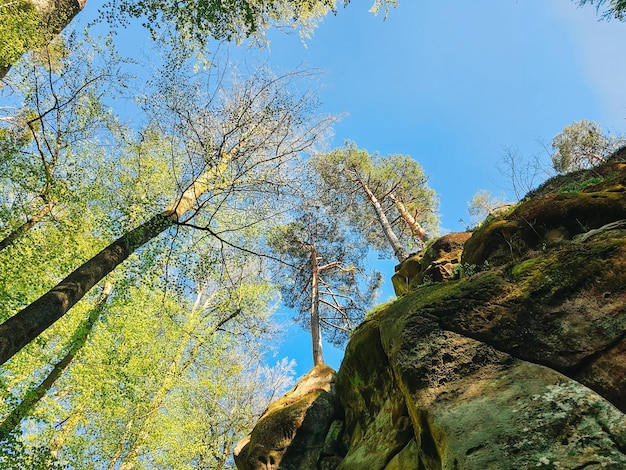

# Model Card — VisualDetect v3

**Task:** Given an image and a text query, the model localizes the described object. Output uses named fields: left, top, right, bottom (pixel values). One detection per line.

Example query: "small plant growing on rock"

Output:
left=558, top=176, right=604, bottom=194
left=454, top=260, right=490, bottom=278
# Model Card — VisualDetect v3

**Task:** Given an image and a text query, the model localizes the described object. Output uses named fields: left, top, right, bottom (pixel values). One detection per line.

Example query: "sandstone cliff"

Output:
left=235, top=151, right=626, bottom=469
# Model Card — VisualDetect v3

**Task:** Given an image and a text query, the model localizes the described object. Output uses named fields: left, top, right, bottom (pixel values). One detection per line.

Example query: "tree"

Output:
left=311, top=144, right=439, bottom=263
left=466, top=189, right=509, bottom=228
left=0, top=0, right=86, bottom=79
left=0, top=282, right=112, bottom=441
left=0, top=65, right=332, bottom=365
left=99, top=0, right=399, bottom=46
left=2, top=0, right=398, bottom=81
left=0, top=240, right=293, bottom=469
left=0, top=33, right=126, bottom=252
left=551, top=120, right=625, bottom=174
left=269, top=207, right=381, bottom=365
left=102, top=269, right=278, bottom=470
left=576, top=0, right=626, bottom=20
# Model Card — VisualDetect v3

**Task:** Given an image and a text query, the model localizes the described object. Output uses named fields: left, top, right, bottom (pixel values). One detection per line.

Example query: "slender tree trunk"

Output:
left=388, top=192, right=428, bottom=246
left=351, top=168, right=408, bottom=262
left=111, top=296, right=239, bottom=470
left=106, top=416, right=136, bottom=470
left=49, top=403, right=85, bottom=458
left=0, top=282, right=112, bottom=439
left=0, top=156, right=230, bottom=365
left=0, top=202, right=54, bottom=252
left=0, top=0, right=87, bottom=80
left=309, top=245, right=324, bottom=366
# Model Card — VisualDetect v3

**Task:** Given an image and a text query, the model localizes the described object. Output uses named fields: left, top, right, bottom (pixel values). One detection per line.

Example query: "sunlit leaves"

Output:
left=551, top=120, right=625, bottom=174
left=0, top=0, right=41, bottom=71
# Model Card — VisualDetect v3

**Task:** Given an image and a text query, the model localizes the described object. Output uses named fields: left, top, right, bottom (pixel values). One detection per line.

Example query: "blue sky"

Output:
left=73, top=1, right=626, bottom=376
left=257, top=0, right=626, bottom=375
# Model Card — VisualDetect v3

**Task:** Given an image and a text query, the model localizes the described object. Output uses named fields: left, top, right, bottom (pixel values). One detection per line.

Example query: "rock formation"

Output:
left=235, top=153, right=626, bottom=469
left=234, top=364, right=343, bottom=470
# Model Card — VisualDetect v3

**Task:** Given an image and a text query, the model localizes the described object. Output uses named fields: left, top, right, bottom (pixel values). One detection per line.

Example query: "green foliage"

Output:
left=551, top=120, right=624, bottom=174
left=576, top=0, right=626, bottom=20
left=558, top=176, right=604, bottom=194
left=0, top=0, right=41, bottom=70
left=312, top=143, right=439, bottom=259
left=466, top=189, right=508, bottom=228
left=98, top=0, right=399, bottom=52
left=0, top=20, right=356, bottom=466
left=0, top=34, right=326, bottom=467
left=269, top=205, right=381, bottom=347
left=453, top=260, right=490, bottom=278
left=0, top=32, right=131, bottom=251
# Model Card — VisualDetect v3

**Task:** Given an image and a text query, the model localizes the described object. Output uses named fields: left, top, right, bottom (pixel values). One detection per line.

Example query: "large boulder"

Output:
left=462, top=161, right=626, bottom=267
left=392, top=232, right=472, bottom=296
left=336, top=307, right=626, bottom=468
left=234, top=364, right=342, bottom=470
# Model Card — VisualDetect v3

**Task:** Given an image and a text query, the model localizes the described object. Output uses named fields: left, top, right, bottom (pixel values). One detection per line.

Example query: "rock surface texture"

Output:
left=234, top=364, right=342, bottom=470
left=236, top=154, right=626, bottom=469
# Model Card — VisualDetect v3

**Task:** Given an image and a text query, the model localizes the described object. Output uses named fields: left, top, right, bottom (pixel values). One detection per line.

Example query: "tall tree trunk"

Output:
left=0, top=0, right=87, bottom=80
left=110, top=297, right=239, bottom=470
left=351, top=168, right=408, bottom=262
left=0, top=282, right=112, bottom=439
left=388, top=192, right=428, bottom=246
left=0, top=158, right=229, bottom=365
left=0, top=202, right=54, bottom=252
left=309, top=245, right=324, bottom=366
left=0, top=214, right=172, bottom=365
left=106, top=416, right=136, bottom=470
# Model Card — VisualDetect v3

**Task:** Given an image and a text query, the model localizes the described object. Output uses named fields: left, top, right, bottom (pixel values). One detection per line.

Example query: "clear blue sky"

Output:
left=74, top=1, right=626, bottom=376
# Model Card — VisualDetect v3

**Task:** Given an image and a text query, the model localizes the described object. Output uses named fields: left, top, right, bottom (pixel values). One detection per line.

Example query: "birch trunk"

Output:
left=111, top=294, right=239, bottom=470
left=0, top=158, right=229, bottom=365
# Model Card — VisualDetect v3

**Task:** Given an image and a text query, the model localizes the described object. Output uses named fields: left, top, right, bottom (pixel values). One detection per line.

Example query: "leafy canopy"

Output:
left=311, top=143, right=439, bottom=257
left=551, top=120, right=625, bottom=174
left=98, top=0, right=399, bottom=49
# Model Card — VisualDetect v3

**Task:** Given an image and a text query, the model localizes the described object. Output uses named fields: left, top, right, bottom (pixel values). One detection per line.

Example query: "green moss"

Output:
left=366, top=300, right=395, bottom=319
left=381, top=272, right=506, bottom=324
left=511, top=256, right=553, bottom=279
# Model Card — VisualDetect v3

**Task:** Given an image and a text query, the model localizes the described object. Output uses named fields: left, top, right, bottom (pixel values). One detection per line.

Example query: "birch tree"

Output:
left=0, top=33, right=126, bottom=252
left=103, top=271, right=278, bottom=470
left=0, top=283, right=112, bottom=441
left=0, top=240, right=292, bottom=469
left=0, top=65, right=332, bottom=365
